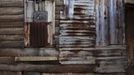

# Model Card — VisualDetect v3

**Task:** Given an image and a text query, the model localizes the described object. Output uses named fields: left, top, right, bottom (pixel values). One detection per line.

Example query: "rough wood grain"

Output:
left=0, top=0, right=23, bottom=7
left=0, top=28, right=23, bottom=35
left=0, top=71, right=21, bottom=75
left=15, top=56, right=58, bottom=61
left=0, top=41, right=24, bottom=48
left=0, top=48, right=59, bottom=56
left=0, top=57, right=15, bottom=64
left=0, top=22, right=23, bottom=28
left=23, top=72, right=41, bottom=75
left=0, top=35, right=23, bottom=41
left=0, top=7, right=23, bottom=15
left=0, top=64, right=95, bottom=73
left=0, top=15, right=23, bottom=22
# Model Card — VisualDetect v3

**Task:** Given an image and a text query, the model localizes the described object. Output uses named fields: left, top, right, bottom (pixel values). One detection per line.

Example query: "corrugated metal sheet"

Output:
left=30, top=22, right=48, bottom=47
left=59, top=0, right=96, bottom=64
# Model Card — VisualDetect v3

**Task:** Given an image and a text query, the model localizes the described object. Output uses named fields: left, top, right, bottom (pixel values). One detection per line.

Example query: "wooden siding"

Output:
left=0, top=0, right=24, bottom=48
left=0, top=0, right=127, bottom=75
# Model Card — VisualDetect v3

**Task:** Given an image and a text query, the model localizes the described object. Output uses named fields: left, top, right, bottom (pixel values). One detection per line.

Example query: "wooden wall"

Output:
left=0, top=0, right=24, bottom=48
left=125, top=3, right=134, bottom=75
left=0, top=0, right=128, bottom=75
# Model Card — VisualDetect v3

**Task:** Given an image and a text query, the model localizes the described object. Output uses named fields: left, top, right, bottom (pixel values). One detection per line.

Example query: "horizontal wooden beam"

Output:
left=0, top=35, right=23, bottom=41
left=0, top=7, right=23, bottom=15
left=0, top=57, right=15, bottom=64
left=0, top=64, right=95, bottom=73
left=0, top=41, right=24, bottom=48
left=0, top=28, right=23, bottom=35
left=0, top=15, right=23, bottom=22
left=0, top=0, right=23, bottom=7
left=15, top=56, right=58, bottom=61
left=0, top=22, right=23, bottom=28
left=0, top=48, right=59, bottom=57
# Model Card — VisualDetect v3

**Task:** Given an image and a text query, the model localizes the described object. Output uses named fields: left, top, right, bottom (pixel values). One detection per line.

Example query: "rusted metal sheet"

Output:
left=59, top=0, right=96, bottom=64
left=96, top=0, right=125, bottom=46
left=94, top=0, right=127, bottom=73
left=29, top=22, right=48, bottom=47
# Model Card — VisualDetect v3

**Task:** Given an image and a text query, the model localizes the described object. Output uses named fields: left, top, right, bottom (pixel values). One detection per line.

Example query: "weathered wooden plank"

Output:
left=0, top=22, right=23, bottom=28
left=23, top=72, right=41, bottom=75
left=0, top=28, right=23, bottom=35
left=0, top=41, right=24, bottom=48
left=0, top=71, right=21, bottom=75
left=0, top=15, right=23, bottom=22
left=15, top=56, right=58, bottom=61
left=42, top=73, right=94, bottom=75
left=0, top=0, right=23, bottom=7
left=0, top=7, right=23, bottom=15
left=0, top=48, right=58, bottom=56
left=0, top=35, right=23, bottom=41
left=0, top=57, right=15, bottom=64
left=42, top=73, right=126, bottom=75
left=95, top=73, right=126, bottom=75
left=0, top=64, right=95, bottom=73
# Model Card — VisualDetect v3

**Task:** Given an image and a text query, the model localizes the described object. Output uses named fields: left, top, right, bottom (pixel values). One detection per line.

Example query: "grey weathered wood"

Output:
left=23, top=72, right=41, bottom=75
left=0, top=64, right=95, bottom=73
left=0, top=57, right=15, bottom=64
left=42, top=73, right=94, bottom=75
left=15, top=56, right=58, bottom=61
left=0, top=0, right=23, bottom=7
left=0, top=7, right=23, bottom=15
left=0, top=41, right=24, bottom=48
left=0, top=15, right=23, bottom=22
left=0, top=48, right=59, bottom=56
left=0, top=28, right=23, bottom=35
left=0, top=22, right=23, bottom=28
left=0, top=71, right=21, bottom=75
left=0, top=35, right=23, bottom=41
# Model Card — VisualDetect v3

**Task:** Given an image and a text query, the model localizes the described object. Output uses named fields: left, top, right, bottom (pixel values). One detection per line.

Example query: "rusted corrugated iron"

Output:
left=30, top=22, right=48, bottom=48
left=59, top=0, right=96, bottom=64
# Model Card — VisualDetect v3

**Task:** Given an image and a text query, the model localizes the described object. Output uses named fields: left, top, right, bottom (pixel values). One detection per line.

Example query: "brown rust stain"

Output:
left=30, top=22, right=48, bottom=48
